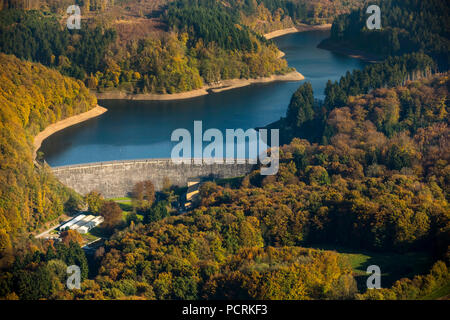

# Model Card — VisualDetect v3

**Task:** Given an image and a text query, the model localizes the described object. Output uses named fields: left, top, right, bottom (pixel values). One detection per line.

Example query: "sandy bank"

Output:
left=295, top=23, right=332, bottom=33
left=317, top=39, right=383, bottom=63
left=264, top=23, right=332, bottom=40
left=95, top=88, right=209, bottom=101
left=95, top=71, right=304, bottom=101
left=94, top=25, right=325, bottom=102
left=264, top=27, right=300, bottom=40
left=33, top=105, right=107, bottom=160
left=277, top=50, right=286, bottom=58
left=209, top=71, right=304, bottom=93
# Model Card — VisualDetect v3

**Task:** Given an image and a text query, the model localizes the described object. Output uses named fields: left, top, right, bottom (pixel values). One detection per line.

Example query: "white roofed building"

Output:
left=77, top=226, right=89, bottom=234
left=59, top=214, right=104, bottom=234
left=59, top=214, right=86, bottom=231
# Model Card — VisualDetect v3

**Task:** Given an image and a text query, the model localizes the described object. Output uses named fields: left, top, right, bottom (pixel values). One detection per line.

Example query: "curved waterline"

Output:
left=34, top=105, right=107, bottom=160
left=41, top=30, right=367, bottom=166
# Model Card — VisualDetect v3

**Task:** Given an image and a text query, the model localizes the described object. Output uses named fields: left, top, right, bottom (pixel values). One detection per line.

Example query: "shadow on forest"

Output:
left=304, top=244, right=434, bottom=291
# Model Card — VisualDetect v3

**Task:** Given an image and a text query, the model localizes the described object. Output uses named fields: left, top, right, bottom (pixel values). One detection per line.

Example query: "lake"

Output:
left=41, top=30, right=366, bottom=166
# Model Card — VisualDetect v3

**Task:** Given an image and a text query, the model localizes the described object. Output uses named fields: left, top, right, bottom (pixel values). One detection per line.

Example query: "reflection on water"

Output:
left=41, top=30, right=366, bottom=166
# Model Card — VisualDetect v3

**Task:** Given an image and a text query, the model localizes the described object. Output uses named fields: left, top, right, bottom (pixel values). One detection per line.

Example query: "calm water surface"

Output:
left=42, top=30, right=366, bottom=166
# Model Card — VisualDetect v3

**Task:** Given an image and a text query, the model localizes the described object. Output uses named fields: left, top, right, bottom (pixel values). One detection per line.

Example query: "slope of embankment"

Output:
left=0, top=53, right=98, bottom=248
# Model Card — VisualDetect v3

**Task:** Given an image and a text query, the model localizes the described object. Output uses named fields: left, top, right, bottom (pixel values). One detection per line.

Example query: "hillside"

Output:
left=0, top=53, right=96, bottom=262
left=0, top=0, right=364, bottom=96
left=1, top=70, right=447, bottom=299
left=0, top=0, right=448, bottom=302
left=320, top=0, right=450, bottom=70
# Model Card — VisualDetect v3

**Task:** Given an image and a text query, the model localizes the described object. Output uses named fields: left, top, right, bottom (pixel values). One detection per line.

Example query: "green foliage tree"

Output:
left=143, top=201, right=169, bottom=224
left=286, top=82, right=314, bottom=129
left=85, top=191, right=104, bottom=215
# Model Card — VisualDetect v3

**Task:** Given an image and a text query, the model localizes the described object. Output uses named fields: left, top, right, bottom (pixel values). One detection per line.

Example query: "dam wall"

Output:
left=51, top=159, right=255, bottom=198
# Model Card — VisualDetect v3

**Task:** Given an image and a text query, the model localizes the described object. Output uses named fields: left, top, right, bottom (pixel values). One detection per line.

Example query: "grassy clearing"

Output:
left=307, top=244, right=434, bottom=290
left=110, top=197, right=132, bottom=202
left=107, top=197, right=145, bottom=225
left=109, top=197, right=133, bottom=212
left=421, top=281, right=450, bottom=300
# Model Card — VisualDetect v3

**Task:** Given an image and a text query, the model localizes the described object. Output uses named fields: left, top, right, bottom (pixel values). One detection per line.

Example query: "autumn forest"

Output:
left=0, top=0, right=449, bottom=303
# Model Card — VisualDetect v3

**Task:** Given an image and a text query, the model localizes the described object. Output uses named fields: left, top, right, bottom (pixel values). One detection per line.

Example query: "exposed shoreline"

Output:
left=209, top=71, right=304, bottom=93
left=95, top=71, right=304, bottom=101
left=92, top=24, right=333, bottom=102
left=317, top=39, right=383, bottom=63
left=264, top=24, right=382, bottom=63
left=263, top=23, right=332, bottom=40
left=33, top=105, right=107, bottom=160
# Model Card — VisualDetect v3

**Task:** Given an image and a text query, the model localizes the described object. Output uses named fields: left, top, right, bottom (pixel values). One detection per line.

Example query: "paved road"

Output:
left=35, top=214, right=78, bottom=239
left=35, top=224, right=61, bottom=239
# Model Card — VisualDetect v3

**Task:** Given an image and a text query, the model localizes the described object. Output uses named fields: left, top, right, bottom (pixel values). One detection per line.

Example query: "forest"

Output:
left=0, top=9, right=116, bottom=79
left=73, top=72, right=446, bottom=300
left=0, top=4, right=291, bottom=95
left=0, top=0, right=364, bottom=95
left=0, top=0, right=448, bottom=301
left=1, top=56, right=448, bottom=299
left=171, top=0, right=363, bottom=33
left=0, top=53, right=96, bottom=266
left=282, top=52, right=436, bottom=143
left=323, top=0, right=450, bottom=70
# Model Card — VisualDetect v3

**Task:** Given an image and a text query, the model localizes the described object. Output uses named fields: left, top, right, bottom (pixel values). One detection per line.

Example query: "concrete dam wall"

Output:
left=52, top=159, right=255, bottom=198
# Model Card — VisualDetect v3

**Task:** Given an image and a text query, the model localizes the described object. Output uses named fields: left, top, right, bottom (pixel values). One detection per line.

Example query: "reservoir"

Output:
left=41, top=30, right=366, bottom=166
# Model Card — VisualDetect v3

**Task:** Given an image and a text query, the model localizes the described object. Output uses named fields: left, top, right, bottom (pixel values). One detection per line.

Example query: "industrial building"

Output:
left=59, top=214, right=104, bottom=234
left=59, top=214, right=86, bottom=231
